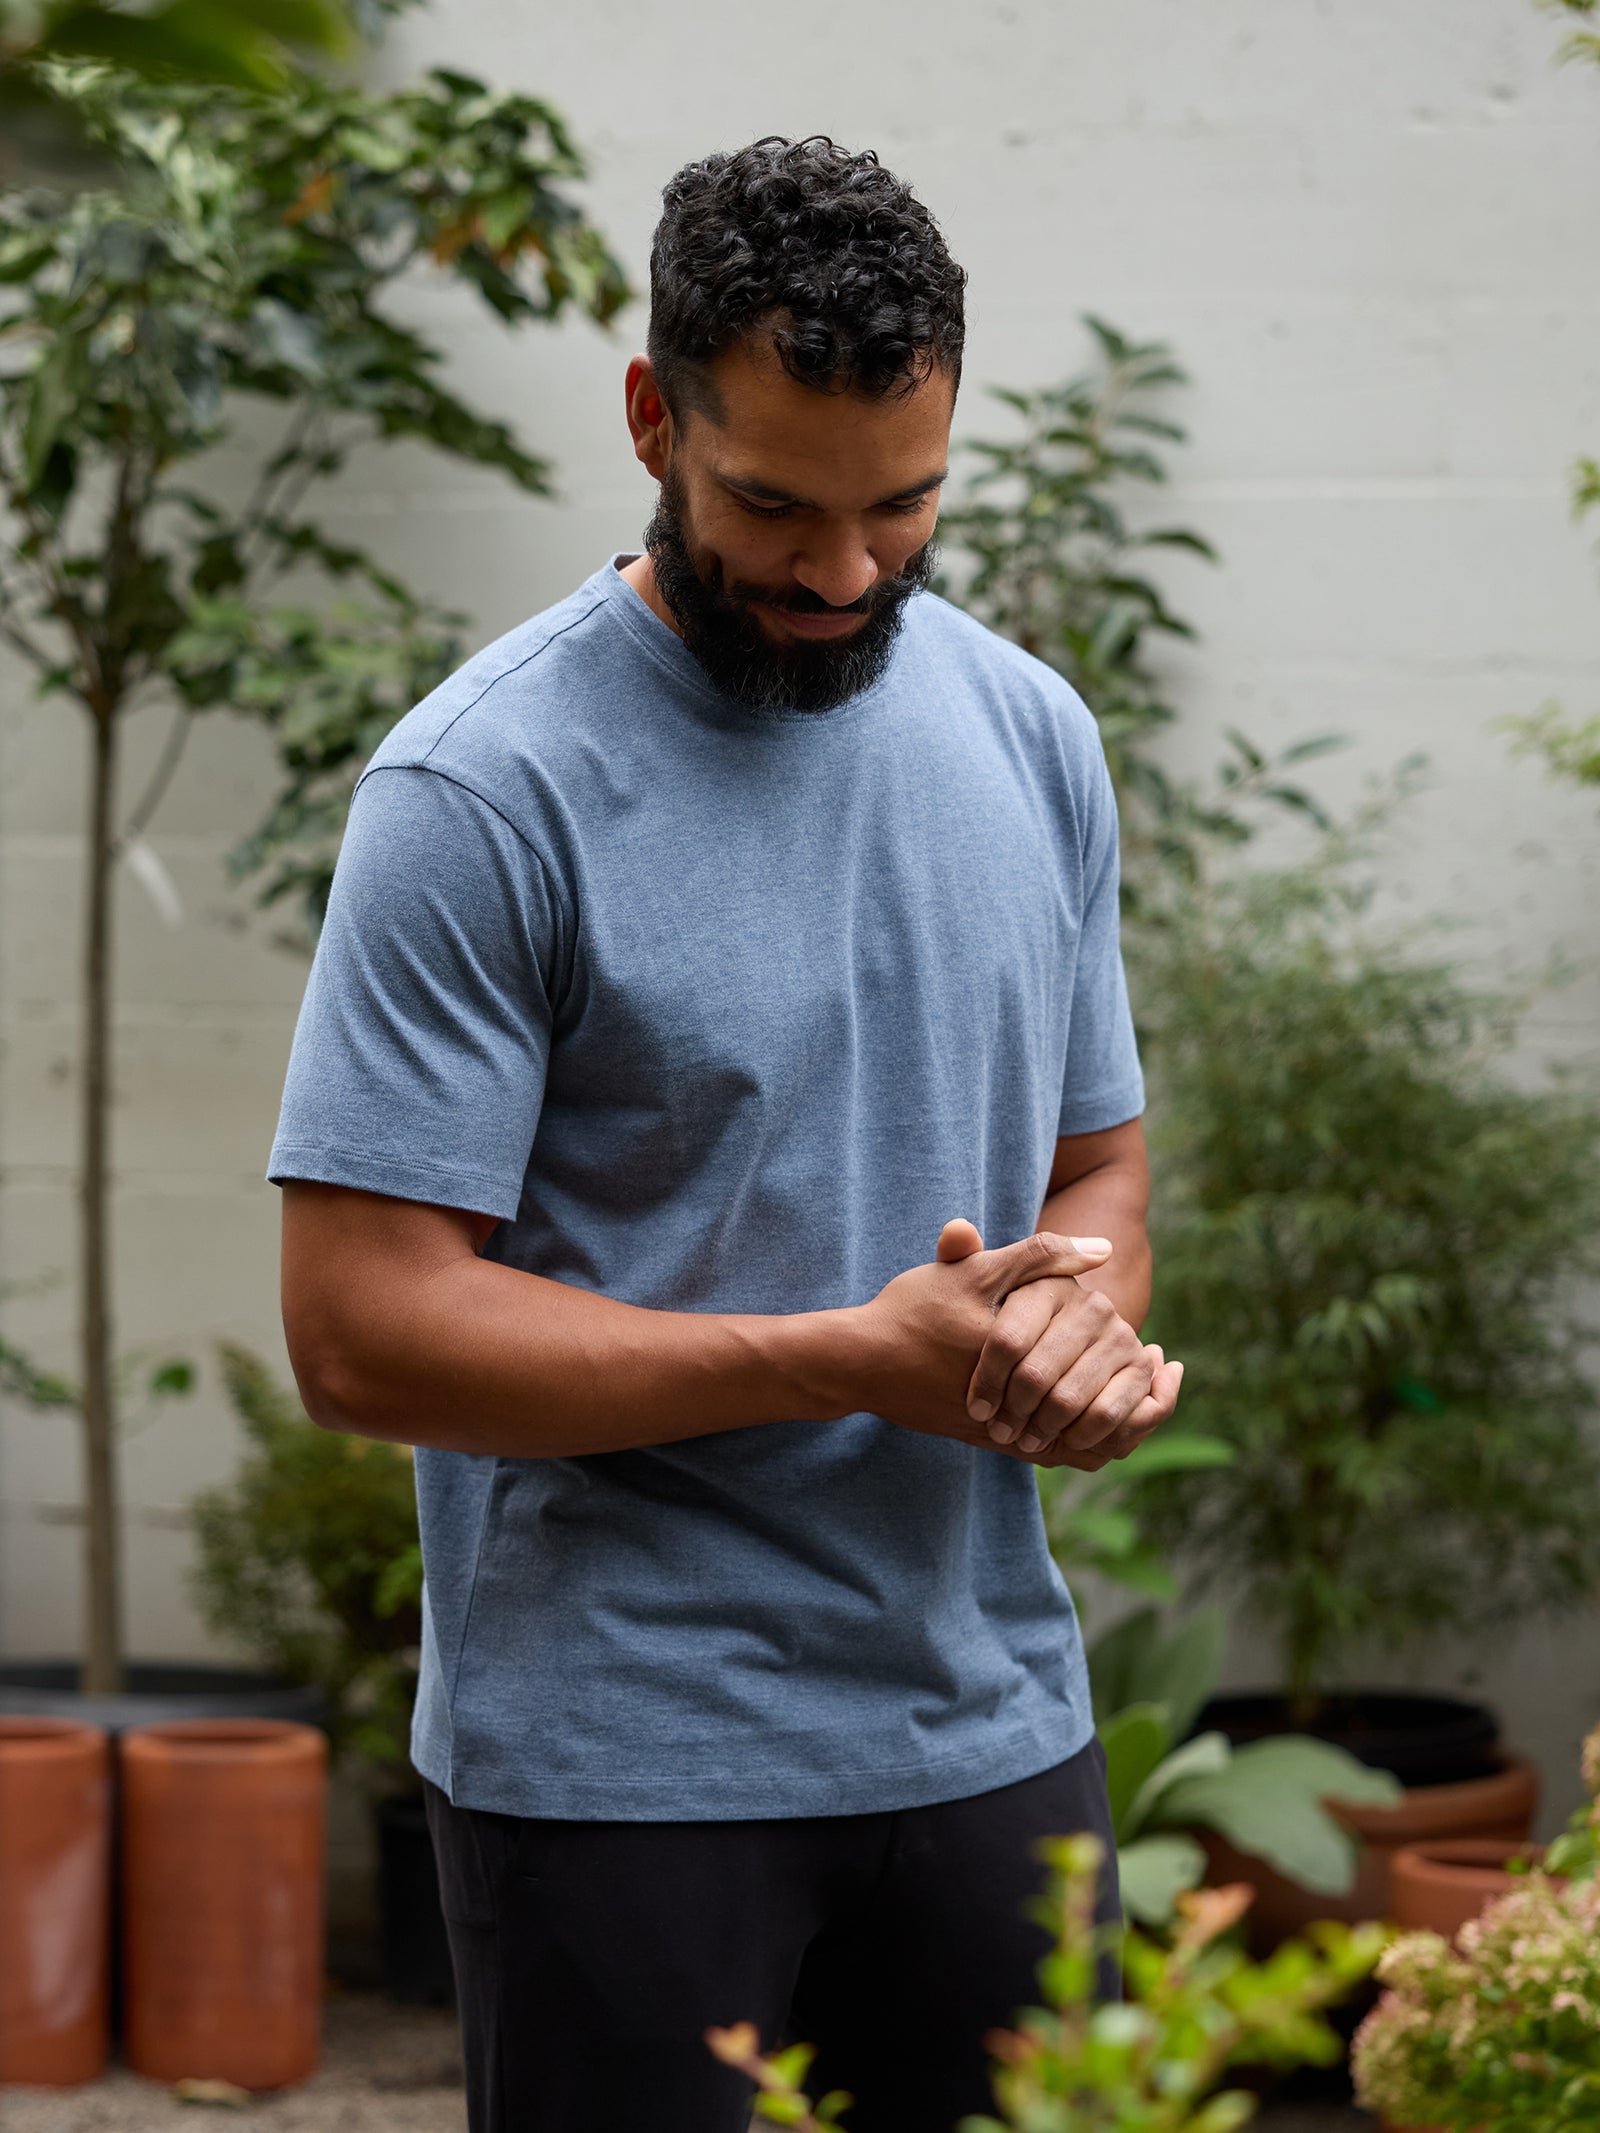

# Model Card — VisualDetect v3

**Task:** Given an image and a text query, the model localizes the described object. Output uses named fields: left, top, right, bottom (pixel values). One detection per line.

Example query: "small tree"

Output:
left=0, top=56, right=628, bottom=1689
left=1131, top=834, right=1600, bottom=1718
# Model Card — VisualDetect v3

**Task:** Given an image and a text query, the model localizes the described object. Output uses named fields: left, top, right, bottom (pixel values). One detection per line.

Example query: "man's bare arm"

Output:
left=280, top=1181, right=1117, bottom=1461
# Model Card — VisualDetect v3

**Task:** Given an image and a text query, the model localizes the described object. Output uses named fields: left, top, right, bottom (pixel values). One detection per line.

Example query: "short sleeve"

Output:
left=268, top=765, right=563, bottom=1221
left=1057, top=740, right=1145, bottom=1137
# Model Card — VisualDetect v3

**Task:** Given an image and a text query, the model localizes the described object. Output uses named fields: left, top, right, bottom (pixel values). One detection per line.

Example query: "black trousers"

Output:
left=425, top=1736, right=1119, bottom=2133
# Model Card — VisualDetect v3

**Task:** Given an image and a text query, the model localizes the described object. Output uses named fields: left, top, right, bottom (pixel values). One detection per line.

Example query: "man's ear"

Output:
left=624, top=354, right=674, bottom=480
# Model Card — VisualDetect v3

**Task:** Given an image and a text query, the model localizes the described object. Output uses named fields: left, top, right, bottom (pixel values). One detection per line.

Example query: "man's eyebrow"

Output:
left=721, top=469, right=949, bottom=509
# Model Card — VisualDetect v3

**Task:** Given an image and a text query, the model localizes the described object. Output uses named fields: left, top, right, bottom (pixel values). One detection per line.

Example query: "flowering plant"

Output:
left=1352, top=1723, right=1600, bottom=2131
left=708, top=1834, right=1383, bottom=2131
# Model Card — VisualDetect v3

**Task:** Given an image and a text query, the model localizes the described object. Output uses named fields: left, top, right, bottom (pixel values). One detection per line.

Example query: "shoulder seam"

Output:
left=417, top=592, right=608, bottom=769
left=354, top=762, right=566, bottom=905
left=354, top=762, right=578, bottom=1017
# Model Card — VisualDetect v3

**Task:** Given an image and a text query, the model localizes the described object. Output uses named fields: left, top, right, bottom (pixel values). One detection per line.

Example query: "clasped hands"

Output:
left=865, top=1217, right=1184, bottom=1473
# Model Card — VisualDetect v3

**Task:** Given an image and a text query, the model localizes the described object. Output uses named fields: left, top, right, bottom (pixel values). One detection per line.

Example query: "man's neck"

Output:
left=619, top=553, right=683, bottom=640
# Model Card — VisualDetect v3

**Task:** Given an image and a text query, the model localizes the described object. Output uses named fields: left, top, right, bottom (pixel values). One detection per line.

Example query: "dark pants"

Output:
left=424, top=1736, right=1119, bottom=2133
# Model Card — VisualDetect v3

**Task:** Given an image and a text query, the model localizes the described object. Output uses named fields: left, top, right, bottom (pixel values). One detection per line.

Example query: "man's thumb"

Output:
left=985, top=1229, right=1113, bottom=1291
left=936, top=1218, right=985, bottom=1263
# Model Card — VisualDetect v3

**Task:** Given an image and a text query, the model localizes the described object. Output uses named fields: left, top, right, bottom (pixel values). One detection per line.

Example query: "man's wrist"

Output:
left=732, top=1301, right=889, bottom=1424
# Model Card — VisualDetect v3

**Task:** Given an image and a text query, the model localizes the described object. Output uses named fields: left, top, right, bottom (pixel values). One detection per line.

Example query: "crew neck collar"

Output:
left=596, top=554, right=906, bottom=727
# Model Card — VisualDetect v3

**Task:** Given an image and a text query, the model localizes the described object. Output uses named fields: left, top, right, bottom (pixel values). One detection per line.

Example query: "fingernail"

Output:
left=987, top=1420, right=1016, bottom=1444
left=1017, top=1433, right=1044, bottom=1455
left=1070, top=1236, right=1112, bottom=1254
left=969, top=1398, right=996, bottom=1423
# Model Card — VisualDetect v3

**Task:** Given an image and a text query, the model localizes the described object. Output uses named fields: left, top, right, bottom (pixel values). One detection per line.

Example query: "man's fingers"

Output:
left=1020, top=1352, right=1154, bottom=1457
left=1048, top=1358, right=1185, bottom=1468
left=936, top=1218, right=985, bottom=1263
left=980, top=1228, right=1111, bottom=1299
left=964, top=1280, right=1074, bottom=1425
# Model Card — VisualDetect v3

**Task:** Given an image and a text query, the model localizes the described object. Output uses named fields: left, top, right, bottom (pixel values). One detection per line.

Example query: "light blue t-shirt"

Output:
left=269, top=558, right=1144, bottom=1821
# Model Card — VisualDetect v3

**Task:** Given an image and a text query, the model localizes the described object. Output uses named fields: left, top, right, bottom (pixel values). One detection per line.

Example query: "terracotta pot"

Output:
left=0, top=1717, right=112, bottom=2085
left=121, top=1719, right=327, bottom=2090
left=1198, top=1753, right=1539, bottom=1947
left=1390, top=1835, right=1552, bottom=1941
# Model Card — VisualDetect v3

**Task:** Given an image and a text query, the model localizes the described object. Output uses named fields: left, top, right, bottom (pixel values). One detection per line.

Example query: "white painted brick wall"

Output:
left=2, top=0, right=1597, bottom=1820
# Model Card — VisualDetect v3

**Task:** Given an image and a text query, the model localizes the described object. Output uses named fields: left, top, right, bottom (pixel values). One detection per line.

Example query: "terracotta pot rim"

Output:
left=0, top=1715, right=109, bottom=1759
left=121, top=1718, right=326, bottom=1766
left=1332, top=1751, right=1539, bottom=1830
left=1392, top=1837, right=1557, bottom=1893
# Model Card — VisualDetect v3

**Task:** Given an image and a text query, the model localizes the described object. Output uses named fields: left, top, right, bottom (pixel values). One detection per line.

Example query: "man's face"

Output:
left=641, top=340, right=954, bottom=713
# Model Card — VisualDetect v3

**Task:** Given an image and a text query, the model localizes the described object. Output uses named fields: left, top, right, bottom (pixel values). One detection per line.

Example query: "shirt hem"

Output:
left=411, top=1706, right=1096, bottom=1821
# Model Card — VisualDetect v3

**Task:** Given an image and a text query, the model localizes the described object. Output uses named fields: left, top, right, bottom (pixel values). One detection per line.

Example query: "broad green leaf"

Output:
left=1160, top=1739, right=1399, bottom=1896
left=1128, top=1728, right=1231, bottom=1834
left=1116, top=1832, right=1205, bottom=1925
left=1107, top=1431, right=1234, bottom=1478
left=1086, top=1606, right=1163, bottom=1727
left=1098, top=1702, right=1172, bottom=1838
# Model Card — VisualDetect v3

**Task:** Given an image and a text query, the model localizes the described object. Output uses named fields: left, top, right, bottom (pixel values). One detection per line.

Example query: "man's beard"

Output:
left=643, top=466, right=935, bottom=714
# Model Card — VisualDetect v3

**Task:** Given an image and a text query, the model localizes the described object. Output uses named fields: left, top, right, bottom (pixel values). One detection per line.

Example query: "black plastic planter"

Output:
left=1196, top=1689, right=1502, bottom=1789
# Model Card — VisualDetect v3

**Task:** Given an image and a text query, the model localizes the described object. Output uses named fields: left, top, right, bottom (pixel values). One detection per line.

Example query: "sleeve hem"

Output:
left=1055, top=1082, right=1147, bottom=1138
left=265, top=1142, right=523, bottom=1223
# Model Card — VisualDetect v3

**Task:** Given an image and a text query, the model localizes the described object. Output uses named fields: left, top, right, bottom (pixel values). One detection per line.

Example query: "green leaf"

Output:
left=1088, top=1607, right=1226, bottom=1745
left=1086, top=1606, right=1163, bottom=1726
left=22, top=331, right=86, bottom=494
left=1116, top=1831, right=1206, bottom=1925
left=1160, top=1739, right=1400, bottom=1896
left=1107, top=1431, right=1235, bottom=1478
left=1128, top=1728, right=1231, bottom=1834
left=1098, top=1702, right=1173, bottom=1838
left=150, top=1359, right=196, bottom=1397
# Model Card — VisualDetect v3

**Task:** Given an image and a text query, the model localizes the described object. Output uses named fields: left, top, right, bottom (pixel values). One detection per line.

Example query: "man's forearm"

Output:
left=1039, top=1162, right=1152, bottom=1329
left=292, top=1246, right=872, bottom=1458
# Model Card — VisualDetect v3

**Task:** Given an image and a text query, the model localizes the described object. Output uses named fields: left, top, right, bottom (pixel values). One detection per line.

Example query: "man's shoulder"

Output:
left=361, top=573, right=620, bottom=789
left=903, top=592, right=1104, bottom=758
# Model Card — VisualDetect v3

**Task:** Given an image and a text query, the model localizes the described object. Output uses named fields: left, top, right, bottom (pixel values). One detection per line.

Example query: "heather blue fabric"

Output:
left=268, top=558, right=1145, bottom=1820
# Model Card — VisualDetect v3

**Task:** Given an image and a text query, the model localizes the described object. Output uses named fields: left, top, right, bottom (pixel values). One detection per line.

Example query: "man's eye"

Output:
left=734, top=497, right=796, bottom=520
left=881, top=496, right=932, bottom=517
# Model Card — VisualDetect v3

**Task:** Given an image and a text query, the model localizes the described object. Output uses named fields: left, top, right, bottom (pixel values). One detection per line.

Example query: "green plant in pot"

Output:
left=189, top=1344, right=444, bottom=2000
left=1040, top=1442, right=1401, bottom=1930
left=1088, top=1606, right=1400, bottom=1931
left=1352, top=1724, right=1600, bottom=2131
left=1128, top=827, right=1600, bottom=1895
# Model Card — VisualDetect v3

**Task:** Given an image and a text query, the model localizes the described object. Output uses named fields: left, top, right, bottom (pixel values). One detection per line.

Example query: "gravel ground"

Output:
left=0, top=1994, right=466, bottom=2133
left=0, top=1998, right=1374, bottom=2132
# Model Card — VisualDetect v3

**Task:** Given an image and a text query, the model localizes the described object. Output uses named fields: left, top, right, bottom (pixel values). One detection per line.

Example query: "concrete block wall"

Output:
left=2, top=0, right=1598, bottom=1825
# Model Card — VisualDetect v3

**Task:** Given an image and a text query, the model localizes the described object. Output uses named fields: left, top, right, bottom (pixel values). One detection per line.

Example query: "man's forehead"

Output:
left=691, top=340, right=955, bottom=499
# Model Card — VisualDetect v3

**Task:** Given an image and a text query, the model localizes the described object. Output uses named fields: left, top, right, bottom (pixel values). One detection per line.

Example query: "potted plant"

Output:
left=1384, top=1718, right=1599, bottom=1945
left=1127, top=833, right=1600, bottom=1925
left=708, top=1836, right=1386, bottom=2131
left=188, top=1345, right=448, bottom=2002
left=0, top=32, right=625, bottom=1703
left=1352, top=1724, right=1600, bottom=2131
left=1087, top=1605, right=1400, bottom=1932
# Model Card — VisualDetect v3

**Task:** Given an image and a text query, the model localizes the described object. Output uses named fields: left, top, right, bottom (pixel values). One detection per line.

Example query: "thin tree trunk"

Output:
left=80, top=703, right=120, bottom=1694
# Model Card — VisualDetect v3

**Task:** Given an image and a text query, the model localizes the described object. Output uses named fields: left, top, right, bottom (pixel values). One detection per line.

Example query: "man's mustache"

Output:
left=722, top=547, right=936, bottom=617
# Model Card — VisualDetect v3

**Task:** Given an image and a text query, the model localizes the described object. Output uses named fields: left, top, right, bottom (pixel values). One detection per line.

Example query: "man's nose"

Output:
left=791, top=528, right=878, bottom=610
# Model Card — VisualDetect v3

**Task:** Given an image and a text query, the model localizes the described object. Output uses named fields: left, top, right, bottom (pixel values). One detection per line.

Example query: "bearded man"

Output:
left=271, top=135, right=1183, bottom=2133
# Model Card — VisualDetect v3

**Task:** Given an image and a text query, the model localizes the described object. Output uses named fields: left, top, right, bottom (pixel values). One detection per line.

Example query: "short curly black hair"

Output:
left=646, top=136, right=966, bottom=421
